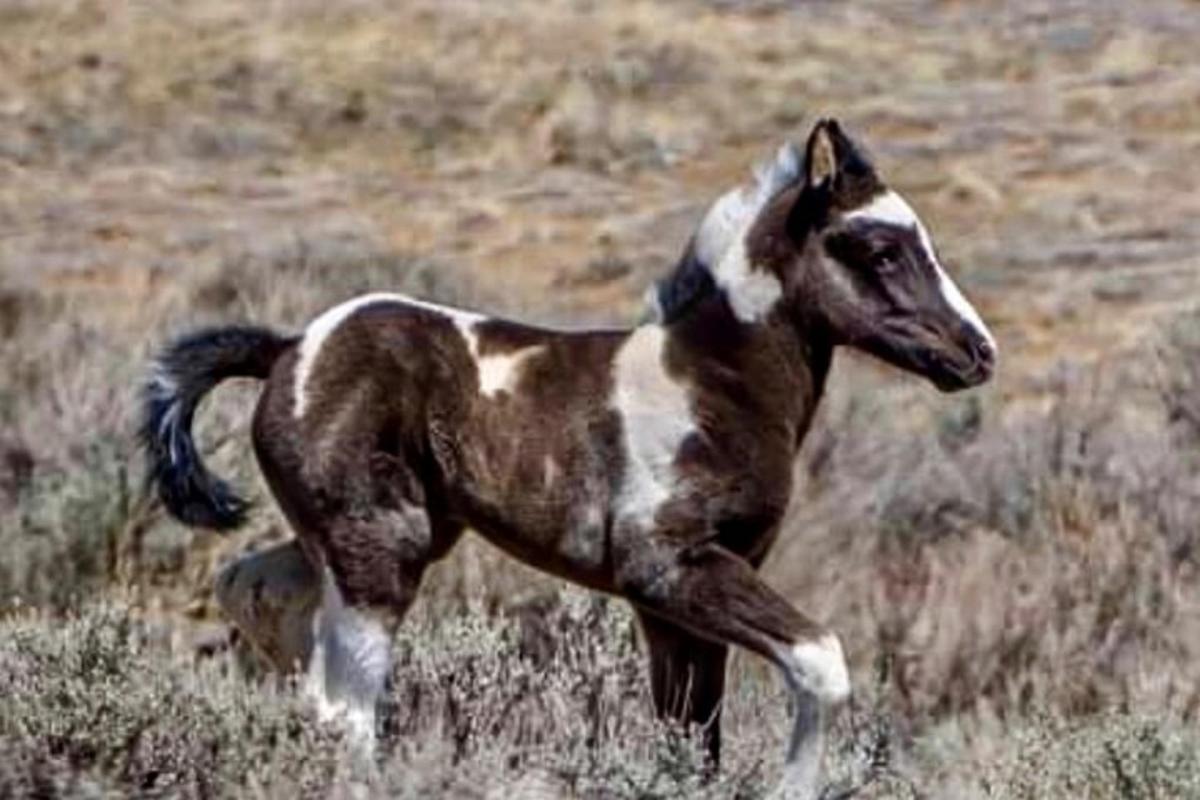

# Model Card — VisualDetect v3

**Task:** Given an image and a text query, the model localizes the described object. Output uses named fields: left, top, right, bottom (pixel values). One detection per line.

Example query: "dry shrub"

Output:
left=984, top=714, right=1200, bottom=800
left=0, top=294, right=145, bottom=609
left=0, top=598, right=776, bottom=799
left=0, top=605, right=345, bottom=798
left=377, top=592, right=761, bottom=799
left=1158, top=307, right=1200, bottom=462
left=5, top=598, right=1196, bottom=798
left=0, top=737, right=118, bottom=800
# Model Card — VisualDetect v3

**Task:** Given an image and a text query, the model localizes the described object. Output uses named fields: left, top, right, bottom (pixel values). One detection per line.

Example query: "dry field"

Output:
left=2, top=0, right=1200, bottom=797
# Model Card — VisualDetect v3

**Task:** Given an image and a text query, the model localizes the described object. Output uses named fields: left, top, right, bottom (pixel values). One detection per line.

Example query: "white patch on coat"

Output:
left=610, top=325, right=695, bottom=527
left=542, top=456, right=560, bottom=488
left=712, top=241, right=784, bottom=323
left=458, top=324, right=545, bottom=399
left=293, top=292, right=484, bottom=419
left=691, top=143, right=801, bottom=323
left=304, top=569, right=394, bottom=747
left=789, top=633, right=851, bottom=705
left=844, top=191, right=997, bottom=352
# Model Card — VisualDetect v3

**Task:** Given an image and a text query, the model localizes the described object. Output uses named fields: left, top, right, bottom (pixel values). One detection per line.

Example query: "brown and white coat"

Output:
left=141, top=119, right=995, bottom=798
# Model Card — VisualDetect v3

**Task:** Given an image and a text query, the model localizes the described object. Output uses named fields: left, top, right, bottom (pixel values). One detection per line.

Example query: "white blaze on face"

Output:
left=610, top=325, right=696, bottom=527
left=844, top=191, right=997, bottom=354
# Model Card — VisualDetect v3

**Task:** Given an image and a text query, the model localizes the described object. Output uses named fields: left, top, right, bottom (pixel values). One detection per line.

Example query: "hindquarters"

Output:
left=249, top=316, right=465, bottom=603
left=246, top=322, right=467, bottom=743
left=238, top=292, right=633, bottom=740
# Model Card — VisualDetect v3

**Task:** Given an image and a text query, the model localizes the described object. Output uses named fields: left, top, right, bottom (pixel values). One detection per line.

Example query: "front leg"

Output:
left=615, top=538, right=850, bottom=799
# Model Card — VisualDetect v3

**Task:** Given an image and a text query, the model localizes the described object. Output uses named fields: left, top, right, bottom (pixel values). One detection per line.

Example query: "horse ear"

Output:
left=788, top=119, right=840, bottom=238
left=804, top=119, right=840, bottom=189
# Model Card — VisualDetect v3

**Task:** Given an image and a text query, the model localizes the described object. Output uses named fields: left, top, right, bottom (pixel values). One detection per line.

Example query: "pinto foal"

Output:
left=142, top=119, right=994, bottom=796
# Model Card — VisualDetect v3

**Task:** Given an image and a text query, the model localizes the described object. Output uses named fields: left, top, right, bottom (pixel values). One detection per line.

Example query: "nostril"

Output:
left=971, top=335, right=995, bottom=367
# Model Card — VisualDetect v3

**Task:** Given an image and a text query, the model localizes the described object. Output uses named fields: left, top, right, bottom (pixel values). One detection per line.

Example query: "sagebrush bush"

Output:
left=0, top=599, right=775, bottom=799
left=0, top=436, right=131, bottom=609
left=0, top=737, right=119, bottom=800
left=985, top=714, right=1200, bottom=800
left=0, top=606, right=346, bottom=798
left=5, top=599, right=1197, bottom=798
left=0, top=291, right=146, bottom=611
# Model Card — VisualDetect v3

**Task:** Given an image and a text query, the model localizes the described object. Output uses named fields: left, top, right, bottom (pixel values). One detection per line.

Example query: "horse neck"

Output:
left=661, top=290, right=832, bottom=449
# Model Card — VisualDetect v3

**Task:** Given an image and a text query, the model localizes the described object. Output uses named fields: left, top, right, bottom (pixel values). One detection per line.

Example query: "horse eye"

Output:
left=873, top=247, right=902, bottom=273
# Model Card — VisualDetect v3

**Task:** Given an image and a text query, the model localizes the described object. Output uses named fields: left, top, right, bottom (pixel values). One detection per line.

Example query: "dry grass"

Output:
left=3, top=0, right=1200, bottom=796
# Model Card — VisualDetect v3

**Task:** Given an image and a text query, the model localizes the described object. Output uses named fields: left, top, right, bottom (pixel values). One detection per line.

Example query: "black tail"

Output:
left=139, top=325, right=296, bottom=531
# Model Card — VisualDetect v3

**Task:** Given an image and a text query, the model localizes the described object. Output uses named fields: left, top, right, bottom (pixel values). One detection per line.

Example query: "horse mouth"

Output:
left=926, top=348, right=994, bottom=392
left=879, top=319, right=996, bottom=392
left=931, top=362, right=990, bottom=391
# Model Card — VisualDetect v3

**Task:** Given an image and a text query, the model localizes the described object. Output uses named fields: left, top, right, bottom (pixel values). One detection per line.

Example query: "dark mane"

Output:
left=650, top=143, right=807, bottom=323
left=649, top=238, right=718, bottom=323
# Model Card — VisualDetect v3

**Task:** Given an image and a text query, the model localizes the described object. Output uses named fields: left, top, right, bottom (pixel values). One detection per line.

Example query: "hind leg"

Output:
left=637, top=610, right=728, bottom=769
left=305, top=567, right=395, bottom=745
left=248, top=362, right=464, bottom=746
left=304, top=503, right=460, bottom=747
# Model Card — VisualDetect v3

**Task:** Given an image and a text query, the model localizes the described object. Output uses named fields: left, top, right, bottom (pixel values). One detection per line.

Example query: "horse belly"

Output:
left=477, top=503, right=614, bottom=593
left=454, top=447, right=616, bottom=592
